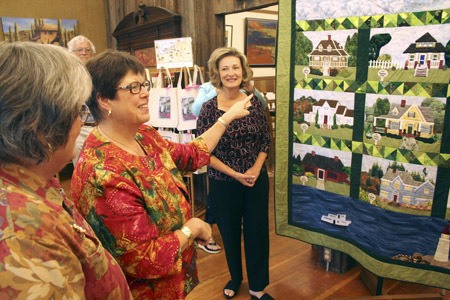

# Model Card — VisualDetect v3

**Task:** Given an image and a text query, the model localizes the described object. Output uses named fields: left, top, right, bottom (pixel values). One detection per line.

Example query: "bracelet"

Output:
left=180, top=226, right=193, bottom=240
left=217, top=117, right=229, bottom=128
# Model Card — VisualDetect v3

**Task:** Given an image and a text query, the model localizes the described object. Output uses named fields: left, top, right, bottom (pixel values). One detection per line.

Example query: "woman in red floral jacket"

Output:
left=71, top=50, right=252, bottom=300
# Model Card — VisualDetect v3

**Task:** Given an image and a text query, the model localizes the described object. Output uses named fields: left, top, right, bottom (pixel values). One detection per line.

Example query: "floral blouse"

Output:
left=71, top=125, right=210, bottom=300
left=0, top=164, right=132, bottom=299
left=196, top=94, right=271, bottom=181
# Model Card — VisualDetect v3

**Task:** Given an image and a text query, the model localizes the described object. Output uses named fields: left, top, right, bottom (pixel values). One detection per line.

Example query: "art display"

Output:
left=245, top=18, right=277, bottom=67
left=134, top=47, right=157, bottom=67
left=225, top=25, right=233, bottom=47
left=276, top=0, right=450, bottom=290
left=1, top=17, right=78, bottom=47
left=154, top=37, right=193, bottom=69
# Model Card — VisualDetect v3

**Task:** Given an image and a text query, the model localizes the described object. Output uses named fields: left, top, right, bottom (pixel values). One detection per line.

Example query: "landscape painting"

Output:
left=1, top=17, right=78, bottom=47
left=245, top=18, right=277, bottom=67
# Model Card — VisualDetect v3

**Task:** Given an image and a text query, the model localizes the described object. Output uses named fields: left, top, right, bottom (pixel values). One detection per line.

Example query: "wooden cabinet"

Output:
left=112, top=6, right=181, bottom=54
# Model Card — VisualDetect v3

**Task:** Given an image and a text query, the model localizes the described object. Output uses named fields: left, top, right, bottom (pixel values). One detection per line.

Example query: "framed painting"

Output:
left=225, top=25, right=233, bottom=47
left=244, top=18, right=277, bottom=67
left=134, top=47, right=156, bottom=67
left=154, top=37, right=193, bottom=69
left=1, top=17, right=78, bottom=47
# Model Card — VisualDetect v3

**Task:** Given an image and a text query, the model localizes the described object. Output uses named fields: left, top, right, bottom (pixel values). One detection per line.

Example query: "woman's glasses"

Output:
left=116, top=80, right=151, bottom=94
left=78, top=104, right=91, bottom=123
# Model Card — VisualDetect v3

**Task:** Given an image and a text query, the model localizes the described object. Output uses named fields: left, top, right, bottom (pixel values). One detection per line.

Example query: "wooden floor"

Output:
left=60, top=168, right=449, bottom=300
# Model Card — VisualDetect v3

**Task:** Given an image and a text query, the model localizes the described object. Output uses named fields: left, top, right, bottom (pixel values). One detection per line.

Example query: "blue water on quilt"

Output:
left=291, top=184, right=450, bottom=262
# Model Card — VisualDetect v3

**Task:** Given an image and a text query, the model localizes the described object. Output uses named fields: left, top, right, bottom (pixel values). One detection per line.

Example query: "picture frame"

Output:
left=154, top=37, right=193, bottom=69
left=225, top=25, right=233, bottom=47
left=1, top=17, right=78, bottom=47
left=244, top=18, right=278, bottom=67
left=133, top=47, right=157, bottom=67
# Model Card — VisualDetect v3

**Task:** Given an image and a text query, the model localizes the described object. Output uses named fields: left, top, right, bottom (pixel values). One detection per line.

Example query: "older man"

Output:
left=68, top=35, right=97, bottom=165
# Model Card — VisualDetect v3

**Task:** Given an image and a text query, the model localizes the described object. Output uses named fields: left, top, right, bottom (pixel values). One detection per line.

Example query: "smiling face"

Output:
left=218, top=56, right=243, bottom=90
left=109, top=71, right=150, bottom=127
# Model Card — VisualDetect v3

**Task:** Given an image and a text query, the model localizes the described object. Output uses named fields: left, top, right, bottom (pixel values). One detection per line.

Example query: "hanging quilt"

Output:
left=275, top=0, right=450, bottom=289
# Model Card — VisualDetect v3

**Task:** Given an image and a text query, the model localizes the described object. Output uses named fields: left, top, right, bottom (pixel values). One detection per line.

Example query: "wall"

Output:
left=104, top=0, right=278, bottom=75
left=0, top=0, right=278, bottom=79
left=0, top=0, right=108, bottom=52
left=225, top=5, right=278, bottom=78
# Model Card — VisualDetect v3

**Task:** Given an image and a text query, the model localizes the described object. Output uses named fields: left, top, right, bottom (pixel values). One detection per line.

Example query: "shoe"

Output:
left=250, top=292, right=274, bottom=300
left=198, top=241, right=222, bottom=254
left=223, top=280, right=241, bottom=299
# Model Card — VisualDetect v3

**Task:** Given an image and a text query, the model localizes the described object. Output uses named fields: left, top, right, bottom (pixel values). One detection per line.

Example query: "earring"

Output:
left=108, top=110, right=112, bottom=117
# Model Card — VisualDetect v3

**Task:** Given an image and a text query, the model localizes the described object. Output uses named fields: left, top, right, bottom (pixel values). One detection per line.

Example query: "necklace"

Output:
left=97, top=126, right=145, bottom=156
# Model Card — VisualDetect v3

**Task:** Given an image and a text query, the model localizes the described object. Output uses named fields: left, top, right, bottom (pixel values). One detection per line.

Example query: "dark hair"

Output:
left=85, top=50, right=145, bottom=122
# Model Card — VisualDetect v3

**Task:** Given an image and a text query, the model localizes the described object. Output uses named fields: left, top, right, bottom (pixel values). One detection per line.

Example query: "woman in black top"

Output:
left=196, top=47, right=272, bottom=300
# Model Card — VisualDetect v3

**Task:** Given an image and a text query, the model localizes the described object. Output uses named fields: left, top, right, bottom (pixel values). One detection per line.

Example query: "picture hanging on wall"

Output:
left=244, top=18, right=277, bottom=67
left=225, top=25, right=233, bottom=47
left=0, top=17, right=78, bottom=47
left=133, top=47, right=157, bottom=67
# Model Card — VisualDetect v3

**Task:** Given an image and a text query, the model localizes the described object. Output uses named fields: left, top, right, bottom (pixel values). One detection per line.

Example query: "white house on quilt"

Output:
left=304, top=99, right=354, bottom=129
left=403, top=32, right=446, bottom=77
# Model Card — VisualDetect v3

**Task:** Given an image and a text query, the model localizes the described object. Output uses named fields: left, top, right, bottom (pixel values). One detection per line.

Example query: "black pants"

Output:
left=209, top=169, right=270, bottom=291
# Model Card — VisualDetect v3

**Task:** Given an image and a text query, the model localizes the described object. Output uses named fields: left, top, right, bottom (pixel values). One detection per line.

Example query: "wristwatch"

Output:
left=180, top=226, right=193, bottom=240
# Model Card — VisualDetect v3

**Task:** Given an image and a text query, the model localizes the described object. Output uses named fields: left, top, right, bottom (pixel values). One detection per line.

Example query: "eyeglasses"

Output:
left=78, top=104, right=91, bottom=123
left=73, top=47, right=93, bottom=54
left=116, top=80, right=151, bottom=94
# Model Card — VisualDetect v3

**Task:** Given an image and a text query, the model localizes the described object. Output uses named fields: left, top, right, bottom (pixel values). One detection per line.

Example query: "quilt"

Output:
left=275, top=0, right=450, bottom=289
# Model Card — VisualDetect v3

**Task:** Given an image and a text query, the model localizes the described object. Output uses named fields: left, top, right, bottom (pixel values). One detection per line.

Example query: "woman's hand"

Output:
left=221, top=94, right=252, bottom=123
left=184, top=217, right=212, bottom=246
left=234, top=172, right=258, bottom=187
left=243, top=165, right=262, bottom=186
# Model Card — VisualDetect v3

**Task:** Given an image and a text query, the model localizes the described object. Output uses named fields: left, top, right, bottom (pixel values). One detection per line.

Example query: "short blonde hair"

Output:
left=207, top=47, right=253, bottom=89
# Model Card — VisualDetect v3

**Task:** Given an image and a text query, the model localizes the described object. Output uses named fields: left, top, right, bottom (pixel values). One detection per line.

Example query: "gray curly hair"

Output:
left=0, top=42, right=92, bottom=165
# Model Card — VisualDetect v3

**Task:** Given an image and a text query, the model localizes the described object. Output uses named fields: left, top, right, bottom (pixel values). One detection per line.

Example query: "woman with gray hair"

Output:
left=67, top=35, right=97, bottom=165
left=0, top=42, right=132, bottom=299
left=67, top=35, right=96, bottom=63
